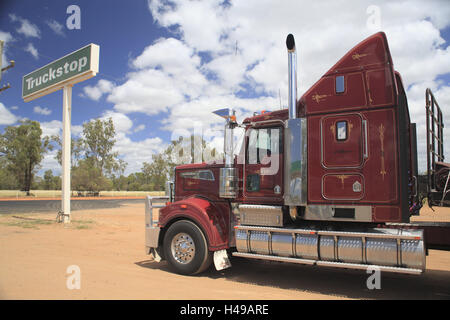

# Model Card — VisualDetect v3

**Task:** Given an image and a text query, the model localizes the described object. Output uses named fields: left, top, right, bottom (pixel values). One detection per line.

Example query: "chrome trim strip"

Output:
left=234, top=225, right=423, bottom=241
left=239, top=204, right=283, bottom=211
left=315, top=261, right=422, bottom=275
left=233, top=252, right=316, bottom=265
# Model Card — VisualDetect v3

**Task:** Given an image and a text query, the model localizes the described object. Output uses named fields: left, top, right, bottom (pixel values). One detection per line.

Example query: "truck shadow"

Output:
left=215, top=258, right=450, bottom=300
left=135, top=259, right=172, bottom=272
left=136, top=258, right=450, bottom=300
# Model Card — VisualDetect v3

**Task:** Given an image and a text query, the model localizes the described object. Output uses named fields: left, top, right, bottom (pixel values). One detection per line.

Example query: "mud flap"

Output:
left=150, top=247, right=163, bottom=262
left=213, top=249, right=231, bottom=271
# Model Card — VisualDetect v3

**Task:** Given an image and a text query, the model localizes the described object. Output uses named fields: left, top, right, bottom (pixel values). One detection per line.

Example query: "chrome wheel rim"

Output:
left=171, top=233, right=195, bottom=264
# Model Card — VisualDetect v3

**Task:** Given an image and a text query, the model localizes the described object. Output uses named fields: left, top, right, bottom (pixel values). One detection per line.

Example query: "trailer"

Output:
left=145, top=32, right=450, bottom=276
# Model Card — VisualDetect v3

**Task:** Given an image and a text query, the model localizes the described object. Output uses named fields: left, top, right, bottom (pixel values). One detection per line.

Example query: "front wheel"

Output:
left=163, top=220, right=212, bottom=275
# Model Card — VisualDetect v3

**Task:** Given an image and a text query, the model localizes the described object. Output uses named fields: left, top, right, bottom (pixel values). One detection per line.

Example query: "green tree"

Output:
left=126, top=172, right=146, bottom=191
left=81, top=118, right=119, bottom=176
left=136, top=134, right=221, bottom=191
left=51, top=135, right=83, bottom=168
left=42, top=170, right=61, bottom=190
left=0, top=157, right=19, bottom=189
left=71, top=158, right=112, bottom=192
left=141, top=154, right=171, bottom=191
left=51, top=117, right=125, bottom=193
left=111, top=159, right=128, bottom=191
left=0, top=120, right=52, bottom=194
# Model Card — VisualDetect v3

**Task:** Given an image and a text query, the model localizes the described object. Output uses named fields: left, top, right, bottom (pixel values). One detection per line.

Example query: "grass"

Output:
left=0, top=217, right=55, bottom=229
left=0, top=215, right=96, bottom=230
left=73, top=224, right=90, bottom=229
left=70, top=219, right=95, bottom=230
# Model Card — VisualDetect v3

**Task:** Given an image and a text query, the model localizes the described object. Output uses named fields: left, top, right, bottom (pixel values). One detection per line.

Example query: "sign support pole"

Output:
left=62, top=85, right=72, bottom=223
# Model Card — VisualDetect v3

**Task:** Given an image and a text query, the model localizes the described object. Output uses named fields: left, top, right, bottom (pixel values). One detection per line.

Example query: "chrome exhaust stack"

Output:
left=287, top=34, right=297, bottom=120
left=284, top=34, right=307, bottom=208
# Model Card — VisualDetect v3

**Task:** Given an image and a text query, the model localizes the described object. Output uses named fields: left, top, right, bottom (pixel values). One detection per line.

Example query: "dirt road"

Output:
left=0, top=202, right=449, bottom=300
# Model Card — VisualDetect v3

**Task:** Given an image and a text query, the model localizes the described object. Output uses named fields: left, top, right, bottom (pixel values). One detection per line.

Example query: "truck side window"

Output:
left=336, top=121, right=347, bottom=141
left=247, top=127, right=283, bottom=164
left=246, top=174, right=260, bottom=192
left=336, top=75, right=345, bottom=93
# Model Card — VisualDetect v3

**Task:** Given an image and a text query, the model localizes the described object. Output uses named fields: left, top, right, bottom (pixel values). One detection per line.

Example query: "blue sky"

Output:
left=1, top=0, right=450, bottom=175
left=0, top=0, right=171, bottom=140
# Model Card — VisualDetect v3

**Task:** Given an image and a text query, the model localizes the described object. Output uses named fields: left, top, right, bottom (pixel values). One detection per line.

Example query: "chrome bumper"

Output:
left=145, top=226, right=160, bottom=251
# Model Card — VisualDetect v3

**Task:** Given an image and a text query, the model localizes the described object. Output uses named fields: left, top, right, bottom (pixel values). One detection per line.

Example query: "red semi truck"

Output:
left=145, top=32, right=450, bottom=276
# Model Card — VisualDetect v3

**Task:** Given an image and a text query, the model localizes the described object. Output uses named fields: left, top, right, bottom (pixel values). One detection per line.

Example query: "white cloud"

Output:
left=9, top=14, right=41, bottom=38
left=83, top=79, right=115, bottom=101
left=0, top=31, right=13, bottom=42
left=40, top=120, right=83, bottom=139
left=148, top=0, right=231, bottom=52
left=72, top=125, right=83, bottom=137
left=33, top=106, right=52, bottom=116
left=134, top=124, right=145, bottom=133
left=100, top=110, right=133, bottom=134
left=146, top=0, right=450, bottom=94
left=25, top=43, right=39, bottom=59
left=0, top=102, right=19, bottom=125
left=114, top=135, right=166, bottom=174
left=96, top=110, right=167, bottom=174
left=0, top=30, right=14, bottom=68
left=107, top=68, right=186, bottom=115
left=51, top=0, right=448, bottom=174
left=108, top=38, right=208, bottom=115
left=39, top=149, right=60, bottom=175
left=132, top=37, right=200, bottom=73
left=40, top=120, right=62, bottom=138
left=46, top=19, right=65, bottom=37
left=141, top=0, right=450, bottom=172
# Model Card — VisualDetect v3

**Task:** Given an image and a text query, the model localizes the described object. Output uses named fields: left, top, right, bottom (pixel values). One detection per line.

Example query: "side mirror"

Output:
left=212, top=108, right=237, bottom=124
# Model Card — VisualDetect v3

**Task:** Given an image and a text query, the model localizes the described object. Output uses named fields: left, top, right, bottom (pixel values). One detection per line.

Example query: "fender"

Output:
left=158, top=196, right=230, bottom=251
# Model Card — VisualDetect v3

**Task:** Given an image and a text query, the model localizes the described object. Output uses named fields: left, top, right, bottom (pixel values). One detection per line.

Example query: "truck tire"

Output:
left=163, top=220, right=212, bottom=275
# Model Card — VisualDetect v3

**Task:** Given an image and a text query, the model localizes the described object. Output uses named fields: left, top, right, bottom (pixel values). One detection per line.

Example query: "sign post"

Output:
left=62, top=85, right=72, bottom=223
left=22, top=44, right=99, bottom=223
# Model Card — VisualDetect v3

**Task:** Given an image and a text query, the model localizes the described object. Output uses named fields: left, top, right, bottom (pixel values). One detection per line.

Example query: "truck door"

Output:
left=244, top=126, right=284, bottom=204
left=321, top=113, right=364, bottom=169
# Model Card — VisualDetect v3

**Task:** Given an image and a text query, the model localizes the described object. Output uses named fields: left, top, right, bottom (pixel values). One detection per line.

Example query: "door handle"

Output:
left=362, top=120, right=368, bottom=159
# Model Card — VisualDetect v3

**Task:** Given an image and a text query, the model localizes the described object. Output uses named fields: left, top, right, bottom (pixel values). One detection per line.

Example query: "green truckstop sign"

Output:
left=22, top=43, right=99, bottom=101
